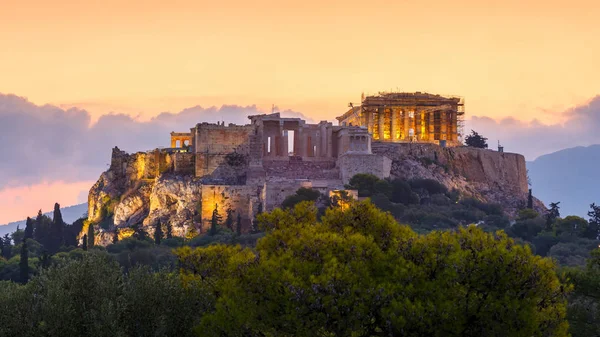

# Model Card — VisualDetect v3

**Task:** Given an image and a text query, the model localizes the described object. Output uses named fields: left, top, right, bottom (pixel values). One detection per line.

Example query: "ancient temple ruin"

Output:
left=154, top=92, right=464, bottom=231
left=162, top=113, right=388, bottom=230
left=336, top=92, right=465, bottom=146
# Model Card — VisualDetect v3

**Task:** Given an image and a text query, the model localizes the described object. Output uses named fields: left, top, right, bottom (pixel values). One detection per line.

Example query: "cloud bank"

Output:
left=467, top=95, right=600, bottom=160
left=0, top=94, right=309, bottom=191
left=2, top=93, right=600, bottom=194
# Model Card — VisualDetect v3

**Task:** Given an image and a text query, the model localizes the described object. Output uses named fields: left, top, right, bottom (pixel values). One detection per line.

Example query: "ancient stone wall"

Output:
left=173, top=152, right=195, bottom=175
left=338, top=153, right=392, bottom=184
left=263, top=158, right=339, bottom=180
left=200, top=184, right=261, bottom=233
left=371, top=142, right=528, bottom=194
left=194, top=124, right=254, bottom=178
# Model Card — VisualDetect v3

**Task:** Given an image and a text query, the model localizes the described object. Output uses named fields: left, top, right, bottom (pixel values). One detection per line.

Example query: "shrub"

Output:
left=409, top=178, right=448, bottom=195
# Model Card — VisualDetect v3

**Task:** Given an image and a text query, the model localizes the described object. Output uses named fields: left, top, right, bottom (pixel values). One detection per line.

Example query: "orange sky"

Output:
left=1, top=0, right=599, bottom=123
left=1, top=0, right=599, bottom=223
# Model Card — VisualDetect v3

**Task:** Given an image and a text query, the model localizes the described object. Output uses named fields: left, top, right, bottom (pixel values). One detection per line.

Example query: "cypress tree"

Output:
left=236, top=212, right=242, bottom=236
left=87, top=224, right=95, bottom=248
left=154, top=222, right=163, bottom=245
left=210, top=204, right=222, bottom=236
left=2, top=234, right=11, bottom=259
left=133, top=223, right=148, bottom=241
left=24, top=217, right=34, bottom=240
left=34, top=210, right=43, bottom=241
left=225, top=208, right=234, bottom=231
left=112, top=230, right=119, bottom=244
left=50, top=203, right=65, bottom=253
left=39, top=250, right=51, bottom=269
left=82, top=234, right=88, bottom=251
left=166, top=222, right=173, bottom=239
left=19, top=239, right=29, bottom=284
left=527, top=189, right=533, bottom=209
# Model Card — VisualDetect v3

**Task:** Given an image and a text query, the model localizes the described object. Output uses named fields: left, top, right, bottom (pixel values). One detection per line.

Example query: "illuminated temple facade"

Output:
left=336, top=92, right=465, bottom=146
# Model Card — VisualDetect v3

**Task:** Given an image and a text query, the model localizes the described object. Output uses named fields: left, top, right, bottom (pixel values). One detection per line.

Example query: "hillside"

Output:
left=0, top=203, right=88, bottom=237
left=86, top=142, right=543, bottom=245
left=528, top=144, right=600, bottom=218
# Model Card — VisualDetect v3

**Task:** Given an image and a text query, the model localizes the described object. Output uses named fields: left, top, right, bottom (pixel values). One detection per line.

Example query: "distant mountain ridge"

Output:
left=528, top=144, right=600, bottom=218
left=0, top=203, right=88, bottom=237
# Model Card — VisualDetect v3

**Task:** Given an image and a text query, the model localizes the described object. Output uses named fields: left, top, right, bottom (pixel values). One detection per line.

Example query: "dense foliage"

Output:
left=465, top=130, right=488, bottom=149
left=177, top=201, right=568, bottom=336
left=2, top=175, right=600, bottom=336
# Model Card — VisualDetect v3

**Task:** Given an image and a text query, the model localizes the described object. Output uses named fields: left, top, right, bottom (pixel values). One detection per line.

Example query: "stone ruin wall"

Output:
left=264, top=178, right=344, bottom=211
left=337, top=153, right=393, bottom=184
left=371, top=142, right=528, bottom=195
left=200, top=184, right=262, bottom=233
left=194, top=124, right=255, bottom=180
left=173, top=152, right=195, bottom=175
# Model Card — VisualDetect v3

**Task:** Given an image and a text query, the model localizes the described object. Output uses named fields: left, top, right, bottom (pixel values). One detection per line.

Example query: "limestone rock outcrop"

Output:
left=87, top=143, right=544, bottom=246
left=87, top=147, right=202, bottom=244
left=371, top=143, right=545, bottom=217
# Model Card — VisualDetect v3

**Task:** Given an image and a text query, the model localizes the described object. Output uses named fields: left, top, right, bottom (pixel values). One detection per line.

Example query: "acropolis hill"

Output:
left=87, top=92, right=540, bottom=245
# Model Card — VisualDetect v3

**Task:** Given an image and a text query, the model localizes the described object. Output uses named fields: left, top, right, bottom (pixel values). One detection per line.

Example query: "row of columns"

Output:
left=262, top=122, right=334, bottom=158
left=365, top=108, right=457, bottom=142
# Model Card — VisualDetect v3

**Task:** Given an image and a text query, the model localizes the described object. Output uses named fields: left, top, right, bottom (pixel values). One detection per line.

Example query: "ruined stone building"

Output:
left=155, top=93, right=463, bottom=230
left=153, top=113, right=387, bottom=231
left=89, top=92, right=537, bottom=244
left=336, top=92, right=465, bottom=146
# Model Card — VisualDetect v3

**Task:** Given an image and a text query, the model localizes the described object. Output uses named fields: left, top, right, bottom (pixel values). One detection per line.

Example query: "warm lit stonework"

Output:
left=336, top=92, right=465, bottom=146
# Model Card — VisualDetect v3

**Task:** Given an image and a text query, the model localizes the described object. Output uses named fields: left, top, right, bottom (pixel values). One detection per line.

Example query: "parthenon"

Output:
left=336, top=92, right=465, bottom=146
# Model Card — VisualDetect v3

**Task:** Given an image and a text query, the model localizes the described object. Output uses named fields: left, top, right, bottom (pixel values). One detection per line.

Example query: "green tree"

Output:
left=0, top=234, right=10, bottom=259
left=345, top=173, right=380, bottom=197
left=564, top=248, right=600, bottom=336
left=19, top=239, right=29, bottom=284
left=224, top=208, right=234, bottom=231
left=465, top=129, right=488, bottom=148
left=390, top=178, right=419, bottom=205
left=586, top=203, right=600, bottom=240
left=210, top=204, right=222, bottom=236
left=281, top=187, right=321, bottom=209
left=132, top=223, right=148, bottom=241
left=177, top=200, right=569, bottom=337
left=154, top=222, right=163, bottom=245
left=24, top=217, right=34, bottom=240
left=50, top=202, right=65, bottom=253
left=112, top=230, right=119, bottom=244
left=329, top=190, right=354, bottom=210
left=166, top=222, right=173, bottom=239
left=554, top=216, right=589, bottom=237
left=527, top=189, right=534, bottom=209
left=546, top=201, right=560, bottom=230
left=82, top=235, right=88, bottom=251
left=87, top=223, right=95, bottom=248
left=186, top=225, right=199, bottom=240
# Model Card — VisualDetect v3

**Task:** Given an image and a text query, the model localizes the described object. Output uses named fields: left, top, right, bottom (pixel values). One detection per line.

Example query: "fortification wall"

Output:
left=338, top=153, right=392, bottom=184
left=173, top=152, right=195, bottom=174
left=194, top=124, right=254, bottom=178
left=200, top=184, right=260, bottom=233
left=263, top=158, right=339, bottom=180
left=371, top=143, right=528, bottom=194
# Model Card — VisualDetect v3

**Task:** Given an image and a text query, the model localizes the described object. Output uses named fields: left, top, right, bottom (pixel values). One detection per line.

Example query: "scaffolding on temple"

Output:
left=337, top=91, right=465, bottom=147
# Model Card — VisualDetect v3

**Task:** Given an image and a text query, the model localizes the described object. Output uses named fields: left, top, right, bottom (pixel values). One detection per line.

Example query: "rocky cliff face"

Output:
left=88, top=147, right=201, bottom=245
left=371, top=143, right=545, bottom=217
left=87, top=144, right=543, bottom=245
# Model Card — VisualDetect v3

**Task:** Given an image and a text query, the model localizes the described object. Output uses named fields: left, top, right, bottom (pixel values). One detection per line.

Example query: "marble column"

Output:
left=378, top=108, right=385, bottom=141
left=391, top=109, right=397, bottom=141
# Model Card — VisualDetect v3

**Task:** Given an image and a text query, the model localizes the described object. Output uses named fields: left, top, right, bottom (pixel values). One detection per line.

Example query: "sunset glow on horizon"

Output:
left=1, top=0, right=599, bottom=224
